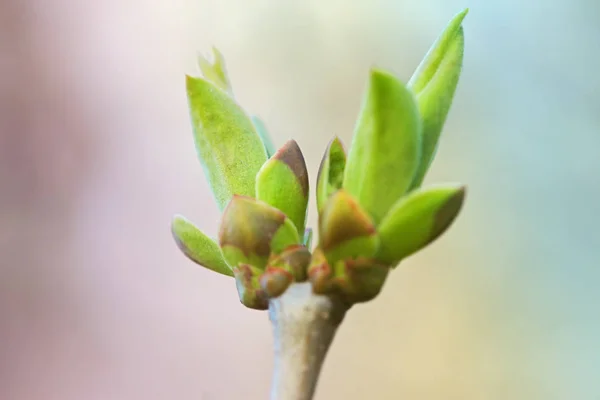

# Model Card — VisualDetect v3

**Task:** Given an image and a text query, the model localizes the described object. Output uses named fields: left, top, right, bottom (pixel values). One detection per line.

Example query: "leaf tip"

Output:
left=433, top=184, right=466, bottom=234
left=455, top=8, right=469, bottom=24
left=272, top=139, right=309, bottom=197
left=368, top=67, right=397, bottom=87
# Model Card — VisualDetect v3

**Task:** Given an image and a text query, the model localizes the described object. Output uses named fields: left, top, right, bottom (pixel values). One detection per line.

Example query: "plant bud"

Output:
left=316, top=137, right=346, bottom=214
left=233, top=264, right=269, bottom=310
left=319, top=189, right=380, bottom=264
left=219, top=195, right=300, bottom=269
left=256, top=140, right=309, bottom=235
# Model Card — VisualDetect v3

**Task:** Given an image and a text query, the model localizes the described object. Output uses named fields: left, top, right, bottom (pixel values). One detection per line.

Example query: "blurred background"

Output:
left=1, top=0, right=599, bottom=399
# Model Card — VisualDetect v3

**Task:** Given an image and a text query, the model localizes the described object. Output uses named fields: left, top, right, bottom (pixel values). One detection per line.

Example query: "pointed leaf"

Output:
left=408, top=9, right=467, bottom=187
left=319, top=189, right=379, bottom=264
left=197, top=47, right=233, bottom=95
left=219, top=195, right=300, bottom=269
left=171, top=215, right=233, bottom=277
left=252, top=116, right=276, bottom=157
left=377, top=184, right=466, bottom=265
left=187, top=76, right=268, bottom=211
left=408, top=9, right=467, bottom=93
left=316, top=137, right=346, bottom=214
left=343, top=69, right=421, bottom=224
left=256, top=140, right=309, bottom=235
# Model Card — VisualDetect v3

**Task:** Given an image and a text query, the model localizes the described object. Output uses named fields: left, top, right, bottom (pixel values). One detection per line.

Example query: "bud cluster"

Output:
left=172, top=10, right=469, bottom=310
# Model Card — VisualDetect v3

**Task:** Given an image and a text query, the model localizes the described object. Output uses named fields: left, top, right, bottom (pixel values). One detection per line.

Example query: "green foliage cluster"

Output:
left=172, top=10, right=468, bottom=309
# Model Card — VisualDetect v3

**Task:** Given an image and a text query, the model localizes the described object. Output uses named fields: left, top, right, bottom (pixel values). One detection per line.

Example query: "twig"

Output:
left=268, top=282, right=348, bottom=400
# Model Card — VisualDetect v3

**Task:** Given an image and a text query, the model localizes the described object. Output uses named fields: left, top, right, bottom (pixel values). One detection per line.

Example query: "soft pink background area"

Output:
left=1, top=1, right=599, bottom=399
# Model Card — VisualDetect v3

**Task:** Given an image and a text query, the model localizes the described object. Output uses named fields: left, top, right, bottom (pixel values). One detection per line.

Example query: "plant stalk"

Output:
left=268, top=282, right=348, bottom=400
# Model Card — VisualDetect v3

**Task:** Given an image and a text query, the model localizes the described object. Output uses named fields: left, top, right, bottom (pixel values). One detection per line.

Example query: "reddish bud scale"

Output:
left=308, top=248, right=391, bottom=305
left=268, top=245, right=312, bottom=282
left=307, top=249, right=334, bottom=295
left=260, top=267, right=294, bottom=298
left=336, top=258, right=390, bottom=303
left=233, top=264, right=269, bottom=310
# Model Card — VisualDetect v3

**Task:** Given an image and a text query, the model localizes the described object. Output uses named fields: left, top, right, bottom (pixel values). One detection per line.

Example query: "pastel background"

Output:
left=1, top=0, right=598, bottom=399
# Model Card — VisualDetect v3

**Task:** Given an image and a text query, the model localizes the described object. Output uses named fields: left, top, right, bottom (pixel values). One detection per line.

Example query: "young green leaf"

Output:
left=343, top=68, right=422, bottom=224
left=377, top=184, right=466, bottom=265
left=197, top=47, right=233, bottom=95
left=316, top=137, right=346, bottom=214
left=256, top=140, right=309, bottom=235
left=319, top=189, right=380, bottom=264
left=219, top=195, right=300, bottom=269
left=251, top=116, right=276, bottom=158
left=408, top=9, right=467, bottom=188
left=171, top=214, right=233, bottom=277
left=186, top=76, right=268, bottom=211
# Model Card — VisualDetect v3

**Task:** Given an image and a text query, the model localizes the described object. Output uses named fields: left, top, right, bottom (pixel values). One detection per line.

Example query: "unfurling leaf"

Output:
left=408, top=9, right=467, bottom=188
left=186, top=76, right=268, bottom=211
left=377, top=184, right=465, bottom=265
left=256, top=140, right=309, bottom=235
left=219, top=195, right=300, bottom=269
left=319, top=189, right=379, bottom=264
left=343, top=69, right=422, bottom=224
left=197, top=47, right=233, bottom=95
left=171, top=215, right=233, bottom=277
left=316, top=137, right=346, bottom=214
left=251, top=116, right=276, bottom=158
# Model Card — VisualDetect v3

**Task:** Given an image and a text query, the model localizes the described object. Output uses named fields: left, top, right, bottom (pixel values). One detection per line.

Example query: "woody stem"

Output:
left=268, top=282, right=348, bottom=400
